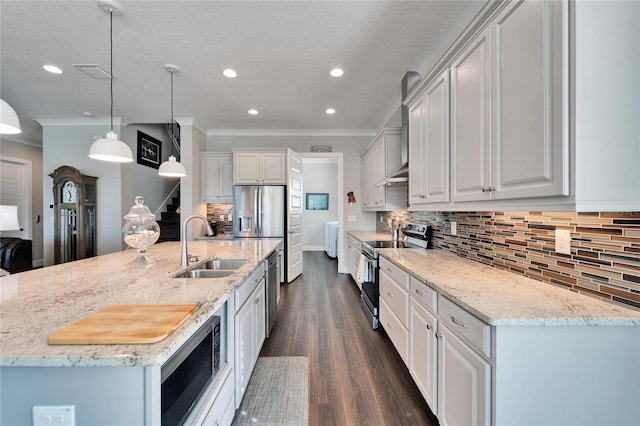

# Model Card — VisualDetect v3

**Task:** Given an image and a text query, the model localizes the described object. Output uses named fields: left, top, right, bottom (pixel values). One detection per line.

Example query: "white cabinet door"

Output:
left=348, top=244, right=361, bottom=286
left=261, top=153, right=286, bottom=184
left=408, top=96, right=426, bottom=205
left=235, top=297, right=254, bottom=399
left=410, top=299, right=438, bottom=414
left=424, top=70, right=450, bottom=203
left=491, top=0, right=568, bottom=200
left=437, top=323, right=491, bottom=426
left=451, top=29, right=492, bottom=202
left=201, top=153, right=234, bottom=202
left=234, top=153, right=261, bottom=185
left=360, top=153, right=372, bottom=208
left=370, top=140, right=386, bottom=207
left=253, top=279, right=266, bottom=353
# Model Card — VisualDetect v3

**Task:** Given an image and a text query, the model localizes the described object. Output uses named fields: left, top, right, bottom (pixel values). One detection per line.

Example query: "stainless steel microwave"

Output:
left=160, top=316, right=221, bottom=426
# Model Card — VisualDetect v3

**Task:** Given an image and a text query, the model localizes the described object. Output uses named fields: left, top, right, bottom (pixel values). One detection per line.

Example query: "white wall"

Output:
left=182, top=121, right=208, bottom=239
left=302, top=163, right=337, bottom=250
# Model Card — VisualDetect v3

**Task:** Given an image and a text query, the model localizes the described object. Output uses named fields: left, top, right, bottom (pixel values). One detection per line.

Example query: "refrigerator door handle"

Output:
left=254, top=187, right=260, bottom=235
left=258, top=187, right=263, bottom=235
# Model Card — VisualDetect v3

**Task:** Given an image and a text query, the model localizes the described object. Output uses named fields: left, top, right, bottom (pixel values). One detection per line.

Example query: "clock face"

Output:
left=62, top=181, right=77, bottom=203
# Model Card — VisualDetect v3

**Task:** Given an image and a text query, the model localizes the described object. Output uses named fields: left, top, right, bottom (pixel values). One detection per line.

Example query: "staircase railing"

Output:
left=165, top=122, right=181, bottom=158
left=154, top=181, right=181, bottom=220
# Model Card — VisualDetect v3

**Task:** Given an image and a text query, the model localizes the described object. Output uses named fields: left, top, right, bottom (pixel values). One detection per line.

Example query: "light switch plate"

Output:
left=347, top=215, right=356, bottom=222
left=555, top=229, right=571, bottom=255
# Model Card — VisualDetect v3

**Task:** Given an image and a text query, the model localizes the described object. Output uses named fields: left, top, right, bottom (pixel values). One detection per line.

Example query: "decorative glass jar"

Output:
left=122, top=196, right=160, bottom=263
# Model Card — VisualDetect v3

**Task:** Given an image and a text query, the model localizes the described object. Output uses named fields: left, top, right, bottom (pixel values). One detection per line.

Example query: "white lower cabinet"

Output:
left=347, top=235, right=362, bottom=287
left=437, top=322, right=491, bottom=426
left=201, top=367, right=236, bottom=426
left=409, top=298, right=438, bottom=413
left=379, top=258, right=410, bottom=364
left=234, top=265, right=266, bottom=405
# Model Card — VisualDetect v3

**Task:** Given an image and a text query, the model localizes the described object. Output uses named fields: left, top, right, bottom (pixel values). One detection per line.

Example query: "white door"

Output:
left=287, top=150, right=303, bottom=282
left=424, top=70, right=450, bottom=203
left=410, top=299, right=438, bottom=414
left=408, top=96, right=426, bottom=205
left=0, top=158, right=30, bottom=239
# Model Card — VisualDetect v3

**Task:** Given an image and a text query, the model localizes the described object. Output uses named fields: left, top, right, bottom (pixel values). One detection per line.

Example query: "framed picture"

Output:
left=137, top=131, right=162, bottom=169
left=305, top=193, right=329, bottom=210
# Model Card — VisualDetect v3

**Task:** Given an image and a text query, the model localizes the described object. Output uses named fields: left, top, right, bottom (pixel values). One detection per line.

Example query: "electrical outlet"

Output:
left=555, top=229, right=571, bottom=255
left=33, top=406, right=75, bottom=426
left=219, top=215, right=224, bottom=221
left=451, top=221, right=457, bottom=236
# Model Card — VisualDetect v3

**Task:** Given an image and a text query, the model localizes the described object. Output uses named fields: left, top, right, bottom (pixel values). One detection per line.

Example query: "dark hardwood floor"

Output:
left=260, top=252, right=438, bottom=426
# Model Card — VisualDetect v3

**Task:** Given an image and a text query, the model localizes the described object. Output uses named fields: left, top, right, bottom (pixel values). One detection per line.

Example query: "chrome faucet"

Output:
left=181, top=214, right=214, bottom=267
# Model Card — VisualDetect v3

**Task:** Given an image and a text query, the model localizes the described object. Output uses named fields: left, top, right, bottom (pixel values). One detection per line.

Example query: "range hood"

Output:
left=376, top=71, right=421, bottom=188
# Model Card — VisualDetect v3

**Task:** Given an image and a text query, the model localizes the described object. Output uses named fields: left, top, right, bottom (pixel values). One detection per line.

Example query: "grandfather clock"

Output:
left=50, top=166, right=98, bottom=264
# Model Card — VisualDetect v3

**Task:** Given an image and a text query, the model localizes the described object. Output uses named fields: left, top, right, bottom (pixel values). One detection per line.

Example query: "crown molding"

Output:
left=206, top=128, right=376, bottom=137
left=33, top=117, right=127, bottom=127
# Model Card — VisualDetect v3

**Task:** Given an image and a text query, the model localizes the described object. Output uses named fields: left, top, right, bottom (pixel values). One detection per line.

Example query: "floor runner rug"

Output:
left=232, top=356, right=309, bottom=425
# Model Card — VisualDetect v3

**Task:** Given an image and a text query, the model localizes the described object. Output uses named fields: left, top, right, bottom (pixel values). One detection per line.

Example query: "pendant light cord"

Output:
left=109, top=11, right=114, bottom=131
left=170, top=70, right=175, bottom=157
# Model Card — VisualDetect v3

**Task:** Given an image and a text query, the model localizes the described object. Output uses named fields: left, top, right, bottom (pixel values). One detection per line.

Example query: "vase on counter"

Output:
left=122, top=196, right=160, bottom=264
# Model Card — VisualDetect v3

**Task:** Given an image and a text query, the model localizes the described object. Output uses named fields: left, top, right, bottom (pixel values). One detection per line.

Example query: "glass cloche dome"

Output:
left=122, top=196, right=160, bottom=263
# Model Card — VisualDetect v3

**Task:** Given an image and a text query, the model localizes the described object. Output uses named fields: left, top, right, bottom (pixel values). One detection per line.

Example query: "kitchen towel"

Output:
left=356, top=254, right=370, bottom=284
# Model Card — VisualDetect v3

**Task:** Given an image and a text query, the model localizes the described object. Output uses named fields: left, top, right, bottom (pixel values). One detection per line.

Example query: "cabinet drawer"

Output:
left=379, top=257, right=409, bottom=290
left=202, top=367, right=235, bottom=425
left=347, top=235, right=362, bottom=250
left=410, top=275, right=437, bottom=314
left=439, top=296, right=491, bottom=359
left=380, top=268, right=410, bottom=328
left=380, top=297, right=409, bottom=364
left=235, top=263, right=265, bottom=311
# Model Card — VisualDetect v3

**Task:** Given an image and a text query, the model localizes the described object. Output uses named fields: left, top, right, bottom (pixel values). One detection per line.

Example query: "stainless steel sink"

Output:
left=199, top=258, right=248, bottom=270
left=173, top=269, right=236, bottom=279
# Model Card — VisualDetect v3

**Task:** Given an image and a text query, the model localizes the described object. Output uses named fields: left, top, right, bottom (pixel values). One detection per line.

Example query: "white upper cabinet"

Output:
left=201, top=153, right=233, bottom=203
left=408, top=70, right=450, bottom=207
left=451, top=29, right=492, bottom=202
left=360, top=128, right=406, bottom=211
left=451, top=0, right=568, bottom=203
left=491, top=0, right=568, bottom=200
left=233, top=152, right=286, bottom=185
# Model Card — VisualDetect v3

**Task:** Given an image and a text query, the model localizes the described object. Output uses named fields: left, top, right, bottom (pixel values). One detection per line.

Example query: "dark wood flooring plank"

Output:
left=260, top=252, right=437, bottom=426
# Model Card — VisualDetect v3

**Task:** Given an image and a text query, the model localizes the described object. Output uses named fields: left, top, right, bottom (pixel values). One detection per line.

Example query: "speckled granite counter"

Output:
left=0, top=239, right=280, bottom=367
left=378, top=249, right=640, bottom=327
left=347, top=231, right=393, bottom=242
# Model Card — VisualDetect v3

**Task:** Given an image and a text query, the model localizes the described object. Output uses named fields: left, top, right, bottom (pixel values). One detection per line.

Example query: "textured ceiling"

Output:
left=0, top=0, right=484, bottom=146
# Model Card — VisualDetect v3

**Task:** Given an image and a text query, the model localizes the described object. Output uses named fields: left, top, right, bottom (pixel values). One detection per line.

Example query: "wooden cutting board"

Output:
left=47, top=303, right=198, bottom=345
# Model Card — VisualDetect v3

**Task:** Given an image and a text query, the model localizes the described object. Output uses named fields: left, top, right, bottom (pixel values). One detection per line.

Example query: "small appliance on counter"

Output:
left=208, top=221, right=218, bottom=236
left=360, top=223, right=432, bottom=329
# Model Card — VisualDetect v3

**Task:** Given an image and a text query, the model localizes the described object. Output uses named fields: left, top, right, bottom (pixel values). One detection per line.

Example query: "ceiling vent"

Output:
left=73, top=64, right=112, bottom=79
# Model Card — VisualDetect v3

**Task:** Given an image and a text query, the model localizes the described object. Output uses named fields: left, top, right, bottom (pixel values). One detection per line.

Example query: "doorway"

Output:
left=300, top=152, right=344, bottom=273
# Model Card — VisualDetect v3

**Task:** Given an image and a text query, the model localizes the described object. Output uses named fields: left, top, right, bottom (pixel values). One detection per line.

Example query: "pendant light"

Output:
left=89, top=1, right=133, bottom=163
left=158, top=65, right=187, bottom=177
left=0, top=99, right=22, bottom=134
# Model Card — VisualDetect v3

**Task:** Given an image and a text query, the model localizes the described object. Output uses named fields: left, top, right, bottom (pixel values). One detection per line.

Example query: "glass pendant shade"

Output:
left=0, top=99, right=22, bottom=134
left=89, top=130, right=134, bottom=162
left=158, top=155, right=186, bottom=177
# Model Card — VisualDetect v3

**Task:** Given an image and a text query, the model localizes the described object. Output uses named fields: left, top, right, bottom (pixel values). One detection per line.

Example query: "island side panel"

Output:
left=0, top=366, right=146, bottom=425
left=493, top=326, right=640, bottom=425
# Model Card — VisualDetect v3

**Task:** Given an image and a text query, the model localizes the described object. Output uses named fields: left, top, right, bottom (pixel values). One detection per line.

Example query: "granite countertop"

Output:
left=0, top=239, right=280, bottom=368
left=379, top=249, right=640, bottom=327
left=347, top=231, right=393, bottom=242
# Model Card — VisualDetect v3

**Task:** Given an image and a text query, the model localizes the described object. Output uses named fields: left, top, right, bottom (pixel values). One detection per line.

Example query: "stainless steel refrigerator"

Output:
left=233, top=185, right=285, bottom=238
left=234, top=185, right=286, bottom=338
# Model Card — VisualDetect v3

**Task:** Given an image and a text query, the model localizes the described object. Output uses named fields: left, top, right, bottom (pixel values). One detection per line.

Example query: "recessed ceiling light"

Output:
left=43, top=65, right=63, bottom=74
left=330, top=68, right=344, bottom=77
left=325, top=108, right=336, bottom=115
left=248, top=109, right=259, bottom=115
left=222, top=69, right=237, bottom=78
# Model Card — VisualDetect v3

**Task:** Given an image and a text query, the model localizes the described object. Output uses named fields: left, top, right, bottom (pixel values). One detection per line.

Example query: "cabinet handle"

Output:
left=450, top=316, right=467, bottom=328
left=426, top=323, right=432, bottom=330
left=386, top=267, right=392, bottom=272
left=386, top=322, right=392, bottom=330
left=254, top=297, right=260, bottom=304
left=436, top=332, right=442, bottom=338
left=387, top=291, right=392, bottom=297
left=482, top=187, right=495, bottom=193
left=415, top=289, right=424, bottom=296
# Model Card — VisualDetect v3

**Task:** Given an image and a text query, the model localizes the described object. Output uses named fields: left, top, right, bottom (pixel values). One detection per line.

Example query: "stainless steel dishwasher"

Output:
left=265, top=250, right=279, bottom=337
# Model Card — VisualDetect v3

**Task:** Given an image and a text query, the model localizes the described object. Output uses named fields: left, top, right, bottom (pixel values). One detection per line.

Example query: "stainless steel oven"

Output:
left=360, top=224, right=432, bottom=330
left=161, top=316, right=221, bottom=426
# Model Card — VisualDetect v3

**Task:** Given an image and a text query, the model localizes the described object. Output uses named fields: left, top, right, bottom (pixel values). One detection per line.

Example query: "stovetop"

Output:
left=362, top=240, right=418, bottom=250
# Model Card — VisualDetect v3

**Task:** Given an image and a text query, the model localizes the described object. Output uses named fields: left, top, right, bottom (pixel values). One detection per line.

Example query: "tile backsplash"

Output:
left=378, top=211, right=640, bottom=311
left=206, top=203, right=234, bottom=235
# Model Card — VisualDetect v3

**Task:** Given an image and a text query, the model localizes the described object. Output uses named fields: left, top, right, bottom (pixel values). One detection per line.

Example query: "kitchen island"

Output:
left=0, top=239, right=280, bottom=425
